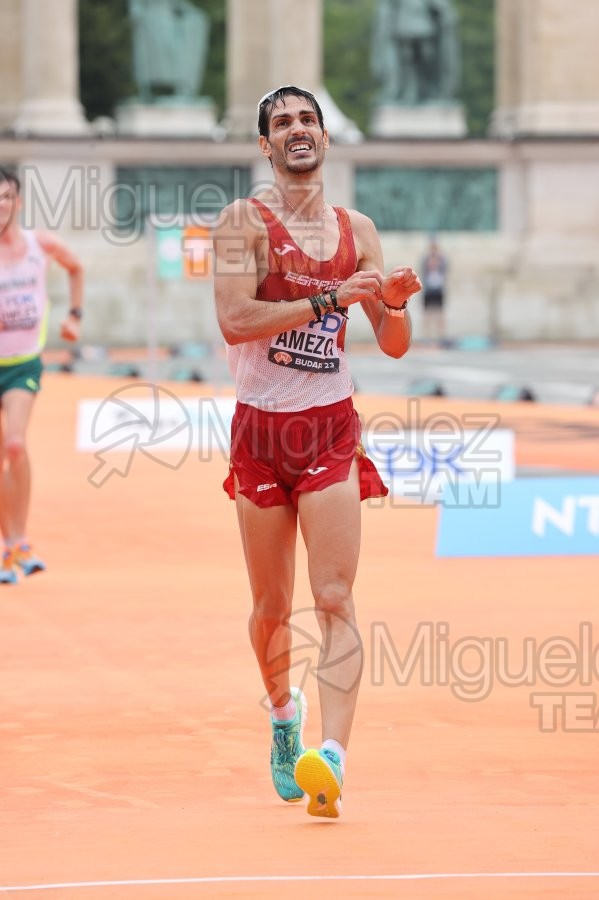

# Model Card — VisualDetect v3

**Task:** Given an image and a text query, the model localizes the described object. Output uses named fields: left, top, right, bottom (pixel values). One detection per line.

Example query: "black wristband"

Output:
left=316, top=293, right=330, bottom=313
left=69, top=307, right=83, bottom=320
left=327, top=289, right=349, bottom=319
left=308, top=295, right=323, bottom=322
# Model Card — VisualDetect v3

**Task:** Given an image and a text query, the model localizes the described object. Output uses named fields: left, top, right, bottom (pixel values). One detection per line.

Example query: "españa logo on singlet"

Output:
left=268, top=313, right=344, bottom=374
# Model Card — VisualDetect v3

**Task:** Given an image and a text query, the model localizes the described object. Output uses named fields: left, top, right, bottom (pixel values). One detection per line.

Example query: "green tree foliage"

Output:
left=198, top=0, right=226, bottom=115
left=323, top=0, right=378, bottom=135
left=79, top=0, right=134, bottom=121
left=453, top=0, right=495, bottom=135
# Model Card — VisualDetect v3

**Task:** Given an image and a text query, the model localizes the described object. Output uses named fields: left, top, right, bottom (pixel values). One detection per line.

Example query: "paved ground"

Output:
left=349, top=341, right=599, bottom=406
left=47, top=341, right=599, bottom=408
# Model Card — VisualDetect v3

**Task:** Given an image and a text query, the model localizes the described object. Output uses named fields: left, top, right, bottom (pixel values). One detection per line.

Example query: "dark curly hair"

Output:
left=257, top=85, right=324, bottom=138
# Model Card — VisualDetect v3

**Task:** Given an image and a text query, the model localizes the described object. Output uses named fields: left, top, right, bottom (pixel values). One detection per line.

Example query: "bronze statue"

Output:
left=372, top=0, right=460, bottom=105
left=129, top=0, right=210, bottom=101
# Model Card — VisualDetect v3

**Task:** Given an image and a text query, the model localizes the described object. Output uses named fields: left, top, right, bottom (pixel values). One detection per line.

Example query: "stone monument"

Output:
left=116, top=0, right=218, bottom=137
left=369, top=0, right=467, bottom=137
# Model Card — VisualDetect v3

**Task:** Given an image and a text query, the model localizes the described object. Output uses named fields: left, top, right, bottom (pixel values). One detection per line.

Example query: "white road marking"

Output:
left=2, top=872, right=599, bottom=892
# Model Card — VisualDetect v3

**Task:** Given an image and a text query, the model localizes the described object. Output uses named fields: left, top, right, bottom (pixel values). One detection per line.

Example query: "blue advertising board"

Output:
left=436, top=477, right=599, bottom=558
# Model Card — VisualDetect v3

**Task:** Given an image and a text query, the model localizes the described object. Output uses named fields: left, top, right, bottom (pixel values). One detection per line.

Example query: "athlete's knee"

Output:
left=250, top=596, right=293, bottom=628
left=313, top=581, right=353, bottom=619
left=3, top=436, right=27, bottom=464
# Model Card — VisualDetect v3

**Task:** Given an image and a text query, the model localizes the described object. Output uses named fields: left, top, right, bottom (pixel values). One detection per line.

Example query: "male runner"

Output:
left=0, top=168, right=84, bottom=584
left=213, top=87, right=421, bottom=818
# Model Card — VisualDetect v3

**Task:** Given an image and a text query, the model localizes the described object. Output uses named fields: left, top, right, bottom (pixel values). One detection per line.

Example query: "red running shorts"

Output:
left=223, top=397, right=389, bottom=508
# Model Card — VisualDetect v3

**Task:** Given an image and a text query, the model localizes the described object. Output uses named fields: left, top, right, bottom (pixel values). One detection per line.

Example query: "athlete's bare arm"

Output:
left=349, top=210, right=421, bottom=359
left=37, top=230, right=84, bottom=342
left=213, top=200, right=383, bottom=346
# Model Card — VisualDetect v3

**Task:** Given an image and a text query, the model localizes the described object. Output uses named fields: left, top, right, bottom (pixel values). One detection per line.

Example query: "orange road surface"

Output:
left=1, top=374, right=598, bottom=899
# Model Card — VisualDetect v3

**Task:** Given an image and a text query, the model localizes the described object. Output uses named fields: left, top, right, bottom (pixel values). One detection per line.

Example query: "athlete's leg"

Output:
left=235, top=479, right=298, bottom=707
left=0, top=409, right=8, bottom=544
left=429, top=307, right=444, bottom=343
left=436, top=304, right=446, bottom=342
left=298, top=461, right=363, bottom=749
left=0, top=389, right=36, bottom=544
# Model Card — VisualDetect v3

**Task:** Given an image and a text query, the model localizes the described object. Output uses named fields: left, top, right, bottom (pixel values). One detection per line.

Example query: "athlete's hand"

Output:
left=336, top=270, right=383, bottom=307
left=381, top=267, right=422, bottom=310
left=60, top=315, right=80, bottom=342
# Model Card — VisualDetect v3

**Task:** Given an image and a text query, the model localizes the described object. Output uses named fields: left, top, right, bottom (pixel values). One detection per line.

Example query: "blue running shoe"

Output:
left=270, top=686, right=307, bottom=802
left=0, top=549, right=18, bottom=585
left=294, top=747, right=343, bottom=819
left=14, top=543, right=46, bottom=577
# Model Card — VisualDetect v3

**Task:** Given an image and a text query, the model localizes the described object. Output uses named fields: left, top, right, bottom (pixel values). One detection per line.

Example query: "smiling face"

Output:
left=259, top=94, right=329, bottom=175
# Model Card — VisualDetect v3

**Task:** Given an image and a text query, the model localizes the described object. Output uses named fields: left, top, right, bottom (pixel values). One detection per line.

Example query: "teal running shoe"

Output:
left=0, top=549, right=18, bottom=585
left=270, top=686, right=307, bottom=802
left=294, top=747, right=343, bottom=819
left=14, top=543, right=46, bottom=577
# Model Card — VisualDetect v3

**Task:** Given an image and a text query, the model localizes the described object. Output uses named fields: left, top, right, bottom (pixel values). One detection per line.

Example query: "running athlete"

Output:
left=0, top=168, right=84, bottom=584
left=213, top=87, right=421, bottom=819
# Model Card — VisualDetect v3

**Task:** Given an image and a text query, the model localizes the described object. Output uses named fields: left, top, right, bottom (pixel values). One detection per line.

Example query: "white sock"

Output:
left=321, top=739, right=346, bottom=773
left=270, top=695, right=297, bottom=722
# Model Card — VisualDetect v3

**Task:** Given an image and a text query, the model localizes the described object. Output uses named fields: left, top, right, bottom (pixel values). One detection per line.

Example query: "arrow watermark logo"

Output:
left=87, top=383, right=193, bottom=487
left=258, top=606, right=364, bottom=712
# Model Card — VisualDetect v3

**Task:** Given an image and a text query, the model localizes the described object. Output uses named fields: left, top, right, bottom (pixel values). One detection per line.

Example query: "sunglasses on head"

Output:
left=257, top=85, right=317, bottom=112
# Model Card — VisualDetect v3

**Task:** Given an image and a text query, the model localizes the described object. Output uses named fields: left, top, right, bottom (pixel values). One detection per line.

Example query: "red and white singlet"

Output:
left=226, top=198, right=358, bottom=412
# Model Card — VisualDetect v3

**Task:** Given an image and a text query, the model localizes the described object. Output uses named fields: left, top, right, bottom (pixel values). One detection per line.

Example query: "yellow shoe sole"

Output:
left=294, top=749, right=342, bottom=819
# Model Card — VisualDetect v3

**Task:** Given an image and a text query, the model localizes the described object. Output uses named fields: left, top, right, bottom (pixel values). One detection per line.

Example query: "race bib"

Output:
left=268, top=313, right=345, bottom=374
left=0, top=293, right=39, bottom=331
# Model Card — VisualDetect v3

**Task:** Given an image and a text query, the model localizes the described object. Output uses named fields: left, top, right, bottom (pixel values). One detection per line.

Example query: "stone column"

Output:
left=0, top=0, right=22, bottom=130
left=492, top=0, right=599, bottom=136
left=13, top=0, right=89, bottom=135
left=269, top=0, right=322, bottom=90
left=225, top=0, right=271, bottom=138
left=226, top=0, right=323, bottom=138
left=491, top=0, right=520, bottom=136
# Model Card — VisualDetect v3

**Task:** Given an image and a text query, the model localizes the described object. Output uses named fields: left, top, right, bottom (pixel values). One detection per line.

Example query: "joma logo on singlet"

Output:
left=274, top=243, right=295, bottom=257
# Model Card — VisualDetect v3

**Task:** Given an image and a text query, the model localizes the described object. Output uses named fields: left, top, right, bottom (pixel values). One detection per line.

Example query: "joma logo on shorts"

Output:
left=257, top=483, right=278, bottom=492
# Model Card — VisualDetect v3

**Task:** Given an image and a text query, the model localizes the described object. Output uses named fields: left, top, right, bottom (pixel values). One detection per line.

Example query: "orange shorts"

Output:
left=223, top=398, right=389, bottom=508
